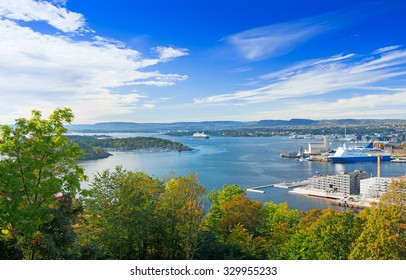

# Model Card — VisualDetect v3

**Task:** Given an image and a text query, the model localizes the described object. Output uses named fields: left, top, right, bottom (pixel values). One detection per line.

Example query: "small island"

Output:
left=67, top=135, right=193, bottom=160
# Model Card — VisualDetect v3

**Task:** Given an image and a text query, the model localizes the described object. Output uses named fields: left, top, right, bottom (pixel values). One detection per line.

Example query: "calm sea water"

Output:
left=77, top=133, right=406, bottom=212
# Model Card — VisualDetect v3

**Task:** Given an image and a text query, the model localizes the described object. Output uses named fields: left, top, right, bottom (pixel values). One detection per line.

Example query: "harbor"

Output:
left=78, top=134, right=406, bottom=212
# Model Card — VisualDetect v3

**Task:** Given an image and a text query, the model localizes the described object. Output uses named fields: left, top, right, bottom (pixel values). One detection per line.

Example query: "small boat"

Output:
left=193, top=132, right=209, bottom=139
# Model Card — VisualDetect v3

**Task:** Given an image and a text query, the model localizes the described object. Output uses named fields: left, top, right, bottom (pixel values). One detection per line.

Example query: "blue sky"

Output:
left=0, top=0, right=406, bottom=123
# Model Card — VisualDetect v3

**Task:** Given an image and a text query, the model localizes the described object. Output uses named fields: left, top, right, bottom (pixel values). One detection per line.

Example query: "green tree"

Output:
left=285, top=209, right=359, bottom=260
left=350, top=206, right=405, bottom=259
left=204, top=185, right=263, bottom=259
left=31, top=193, right=82, bottom=259
left=205, top=185, right=245, bottom=238
left=0, top=108, right=85, bottom=259
left=259, top=202, right=302, bottom=259
left=350, top=179, right=406, bottom=259
left=83, top=167, right=164, bottom=259
left=158, top=173, right=206, bottom=259
left=379, top=178, right=406, bottom=218
left=224, top=223, right=267, bottom=259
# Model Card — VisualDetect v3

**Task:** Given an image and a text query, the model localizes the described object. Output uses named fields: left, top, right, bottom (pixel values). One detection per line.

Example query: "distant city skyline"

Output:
left=1, top=0, right=406, bottom=124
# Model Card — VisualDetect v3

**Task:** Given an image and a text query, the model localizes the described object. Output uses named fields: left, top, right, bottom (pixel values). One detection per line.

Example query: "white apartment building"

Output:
left=360, top=177, right=393, bottom=199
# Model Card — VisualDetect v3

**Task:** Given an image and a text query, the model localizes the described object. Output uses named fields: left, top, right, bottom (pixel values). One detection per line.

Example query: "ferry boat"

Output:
left=329, top=143, right=391, bottom=163
left=193, top=132, right=209, bottom=139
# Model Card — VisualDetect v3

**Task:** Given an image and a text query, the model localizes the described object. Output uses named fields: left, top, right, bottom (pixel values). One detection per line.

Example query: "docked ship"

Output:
left=329, top=143, right=391, bottom=163
left=193, top=132, right=209, bottom=139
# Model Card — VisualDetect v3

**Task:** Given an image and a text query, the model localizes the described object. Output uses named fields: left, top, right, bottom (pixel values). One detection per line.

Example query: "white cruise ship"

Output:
left=193, top=132, right=209, bottom=139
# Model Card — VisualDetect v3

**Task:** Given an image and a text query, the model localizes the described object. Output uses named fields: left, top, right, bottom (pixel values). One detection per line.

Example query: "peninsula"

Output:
left=68, top=135, right=193, bottom=160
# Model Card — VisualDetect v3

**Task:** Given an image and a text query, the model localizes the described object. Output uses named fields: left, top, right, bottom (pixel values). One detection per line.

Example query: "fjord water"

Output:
left=78, top=134, right=406, bottom=211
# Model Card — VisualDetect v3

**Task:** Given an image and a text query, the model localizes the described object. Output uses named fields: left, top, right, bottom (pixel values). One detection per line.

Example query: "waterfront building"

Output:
left=305, top=137, right=329, bottom=155
left=383, top=144, right=406, bottom=156
left=308, top=170, right=367, bottom=195
left=360, top=177, right=393, bottom=200
left=306, top=142, right=327, bottom=155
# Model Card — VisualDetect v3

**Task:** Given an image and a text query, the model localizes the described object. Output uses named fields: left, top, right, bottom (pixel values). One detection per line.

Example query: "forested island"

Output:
left=67, top=135, right=193, bottom=160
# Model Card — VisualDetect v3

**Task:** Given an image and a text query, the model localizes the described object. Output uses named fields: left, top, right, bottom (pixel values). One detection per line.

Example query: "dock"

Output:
left=246, top=185, right=273, bottom=194
left=308, top=155, right=330, bottom=162
left=274, top=180, right=309, bottom=189
left=391, top=159, right=406, bottom=163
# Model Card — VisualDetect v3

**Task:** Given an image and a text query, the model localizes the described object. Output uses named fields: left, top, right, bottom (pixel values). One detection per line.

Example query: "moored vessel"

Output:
left=329, top=143, right=391, bottom=163
left=193, top=132, right=209, bottom=139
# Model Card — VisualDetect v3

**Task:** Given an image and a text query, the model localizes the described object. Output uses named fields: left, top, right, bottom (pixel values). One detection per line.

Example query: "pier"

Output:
left=274, top=180, right=309, bottom=189
left=308, top=155, right=330, bottom=162
left=246, top=185, right=273, bottom=194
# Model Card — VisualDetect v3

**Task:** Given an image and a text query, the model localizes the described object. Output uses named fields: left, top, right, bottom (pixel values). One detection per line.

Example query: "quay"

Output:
left=274, top=180, right=309, bottom=189
left=308, top=155, right=330, bottom=162
left=246, top=185, right=273, bottom=194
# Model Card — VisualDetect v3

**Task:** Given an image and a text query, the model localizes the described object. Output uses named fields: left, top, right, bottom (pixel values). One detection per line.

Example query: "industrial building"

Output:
left=308, top=170, right=367, bottom=195
left=305, top=137, right=329, bottom=155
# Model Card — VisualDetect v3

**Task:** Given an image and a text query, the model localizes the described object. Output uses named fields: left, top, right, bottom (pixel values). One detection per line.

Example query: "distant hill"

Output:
left=67, top=121, right=249, bottom=132
left=257, top=119, right=318, bottom=126
left=67, top=119, right=405, bottom=133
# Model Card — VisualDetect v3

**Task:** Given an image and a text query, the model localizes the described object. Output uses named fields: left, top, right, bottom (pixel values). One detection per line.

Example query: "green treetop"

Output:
left=0, top=108, right=85, bottom=259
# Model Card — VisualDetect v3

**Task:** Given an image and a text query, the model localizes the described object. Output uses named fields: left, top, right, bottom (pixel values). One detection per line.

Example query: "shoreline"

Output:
left=289, top=186, right=378, bottom=208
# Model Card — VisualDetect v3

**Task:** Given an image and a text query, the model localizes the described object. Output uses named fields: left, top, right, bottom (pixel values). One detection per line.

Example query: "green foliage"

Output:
left=159, top=173, right=206, bottom=259
left=204, top=185, right=264, bottom=259
left=0, top=108, right=85, bottom=259
left=0, top=229, right=23, bottom=259
left=80, top=168, right=206, bottom=260
left=205, top=185, right=245, bottom=237
left=285, top=209, right=358, bottom=260
left=350, top=206, right=405, bottom=259
left=259, top=202, right=303, bottom=259
left=82, top=166, right=164, bottom=259
left=379, top=178, right=406, bottom=218
left=31, top=194, right=82, bottom=259
left=67, top=135, right=192, bottom=160
left=350, top=179, right=406, bottom=260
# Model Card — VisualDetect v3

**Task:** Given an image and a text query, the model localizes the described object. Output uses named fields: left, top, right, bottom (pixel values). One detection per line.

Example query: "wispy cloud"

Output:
left=0, top=0, right=85, bottom=32
left=372, top=45, right=402, bottom=55
left=222, top=11, right=347, bottom=61
left=253, top=91, right=406, bottom=120
left=0, top=1, right=189, bottom=123
left=154, top=46, right=189, bottom=61
left=231, top=67, right=253, bottom=73
left=194, top=48, right=406, bottom=105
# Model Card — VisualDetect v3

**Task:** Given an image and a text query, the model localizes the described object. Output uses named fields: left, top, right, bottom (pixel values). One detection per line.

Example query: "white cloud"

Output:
left=270, top=91, right=406, bottom=119
left=142, top=103, right=156, bottom=109
left=0, top=0, right=85, bottom=32
left=194, top=48, right=406, bottom=105
left=154, top=46, right=189, bottom=61
left=223, top=14, right=338, bottom=61
left=0, top=1, right=189, bottom=123
left=372, top=45, right=402, bottom=55
left=230, top=89, right=406, bottom=122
